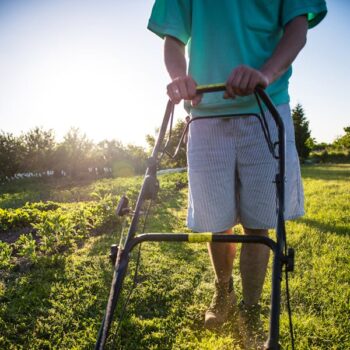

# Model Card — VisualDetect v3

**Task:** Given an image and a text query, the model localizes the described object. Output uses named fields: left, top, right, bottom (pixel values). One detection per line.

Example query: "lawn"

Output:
left=0, top=164, right=349, bottom=349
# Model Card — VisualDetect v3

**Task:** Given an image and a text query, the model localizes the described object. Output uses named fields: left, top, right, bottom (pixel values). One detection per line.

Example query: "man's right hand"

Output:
left=167, top=75, right=202, bottom=106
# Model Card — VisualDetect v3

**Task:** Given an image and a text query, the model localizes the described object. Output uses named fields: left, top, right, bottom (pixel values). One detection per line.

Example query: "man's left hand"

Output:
left=224, top=65, right=270, bottom=98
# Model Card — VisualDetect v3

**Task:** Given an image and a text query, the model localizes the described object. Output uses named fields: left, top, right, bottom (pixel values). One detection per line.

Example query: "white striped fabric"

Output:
left=186, top=104, right=304, bottom=232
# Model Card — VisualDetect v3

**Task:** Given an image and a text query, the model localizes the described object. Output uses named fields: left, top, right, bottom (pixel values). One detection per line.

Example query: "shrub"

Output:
left=89, top=193, right=121, bottom=230
left=310, top=150, right=350, bottom=163
left=23, top=201, right=61, bottom=211
left=33, top=210, right=76, bottom=253
left=16, top=233, right=38, bottom=263
left=0, top=207, right=44, bottom=232
left=0, top=241, right=13, bottom=270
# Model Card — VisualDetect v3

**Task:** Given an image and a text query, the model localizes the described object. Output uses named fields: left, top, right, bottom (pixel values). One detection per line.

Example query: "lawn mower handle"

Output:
left=196, top=83, right=227, bottom=93
left=196, top=82, right=266, bottom=95
left=195, top=83, right=276, bottom=114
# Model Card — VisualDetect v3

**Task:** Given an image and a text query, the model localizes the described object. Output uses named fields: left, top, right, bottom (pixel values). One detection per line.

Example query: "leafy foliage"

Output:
left=0, top=132, right=24, bottom=181
left=0, top=207, right=40, bottom=232
left=0, top=241, right=13, bottom=269
left=333, top=126, right=350, bottom=150
left=308, top=127, right=350, bottom=164
left=23, top=127, right=56, bottom=173
left=15, top=233, right=38, bottom=263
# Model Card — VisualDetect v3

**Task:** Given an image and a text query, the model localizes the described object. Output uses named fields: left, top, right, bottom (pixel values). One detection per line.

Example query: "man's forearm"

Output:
left=261, top=15, right=308, bottom=84
left=163, top=36, right=200, bottom=105
left=164, top=36, right=187, bottom=80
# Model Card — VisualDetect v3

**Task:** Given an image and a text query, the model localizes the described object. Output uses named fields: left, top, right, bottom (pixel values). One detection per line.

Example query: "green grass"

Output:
left=0, top=165, right=349, bottom=349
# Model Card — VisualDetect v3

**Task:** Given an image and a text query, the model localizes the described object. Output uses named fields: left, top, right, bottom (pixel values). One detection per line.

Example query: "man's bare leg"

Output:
left=240, top=228, right=270, bottom=305
left=204, top=228, right=237, bottom=328
left=207, top=228, right=236, bottom=283
left=238, top=228, right=269, bottom=348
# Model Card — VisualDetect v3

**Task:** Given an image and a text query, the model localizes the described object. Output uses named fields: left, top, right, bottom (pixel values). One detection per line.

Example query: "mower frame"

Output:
left=95, top=85, right=295, bottom=350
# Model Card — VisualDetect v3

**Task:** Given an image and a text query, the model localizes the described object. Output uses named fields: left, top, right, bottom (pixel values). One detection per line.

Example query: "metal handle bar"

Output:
left=194, top=83, right=283, bottom=134
left=196, top=82, right=227, bottom=94
left=196, top=82, right=264, bottom=94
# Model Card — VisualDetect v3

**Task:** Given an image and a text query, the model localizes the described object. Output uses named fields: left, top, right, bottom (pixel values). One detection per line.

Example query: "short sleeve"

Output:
left=281, top=0, right=327, bottom=29
left=147, top=0, right=192, bottom=45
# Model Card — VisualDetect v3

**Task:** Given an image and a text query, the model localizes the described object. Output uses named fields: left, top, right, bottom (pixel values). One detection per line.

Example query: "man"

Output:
left=148, top=0, right=327, bottom=330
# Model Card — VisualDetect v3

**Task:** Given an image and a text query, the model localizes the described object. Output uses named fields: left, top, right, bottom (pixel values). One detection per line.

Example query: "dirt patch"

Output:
left=0, top=227, right=33, bottom=244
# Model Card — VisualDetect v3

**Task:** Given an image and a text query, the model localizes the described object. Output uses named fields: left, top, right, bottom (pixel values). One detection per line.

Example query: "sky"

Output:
left=0, top=0, right=349, bottom=147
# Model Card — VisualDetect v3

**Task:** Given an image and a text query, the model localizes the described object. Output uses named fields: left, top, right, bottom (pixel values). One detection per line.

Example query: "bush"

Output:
left=310, top=150, right=350, bottom=163
left=23, top=201, right=61, bottom=211
left=16, top=233, right=38, bottom=263
left=0, top=202, right=64, bottom=233
left=0, top=241, right=13, bottom=270
left=89, top=193, right=121, bottom=230
left=33, top=210, right=76, bottom=253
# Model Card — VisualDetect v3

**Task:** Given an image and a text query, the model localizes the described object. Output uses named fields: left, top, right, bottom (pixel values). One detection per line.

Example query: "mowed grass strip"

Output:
left=0, top=165, right=349, bottom=349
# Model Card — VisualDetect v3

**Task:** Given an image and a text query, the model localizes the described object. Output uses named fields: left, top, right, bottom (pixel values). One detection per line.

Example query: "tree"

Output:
left=146, top=119, right=188, bottom=169
left=98, top=140, right=125, bottom=168
left=124, top=144, right=147, bottom=175
left=96, top=140, right=147, bottom=177
left=333, top=126, right=350, bottom=150
left=0, top=132, right=24, bottom=180
left=292, top=103, right=312, bottom=160
left=97, top=139, right=127, bottom=177
left=312, top=141, right=329, bottom=152
left=59, top=128, right=94, bottom=177
left=22, top=127, right=56, bottom=173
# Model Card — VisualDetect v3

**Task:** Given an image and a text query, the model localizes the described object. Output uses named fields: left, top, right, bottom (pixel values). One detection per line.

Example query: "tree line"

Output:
left=1, top=104, right=349, bottom=181
left=0, top=127, right=148, bottom=181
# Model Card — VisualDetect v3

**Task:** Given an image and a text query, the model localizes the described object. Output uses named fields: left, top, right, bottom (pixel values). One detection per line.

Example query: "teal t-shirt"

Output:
left=148, top=0, right=327, bottom=116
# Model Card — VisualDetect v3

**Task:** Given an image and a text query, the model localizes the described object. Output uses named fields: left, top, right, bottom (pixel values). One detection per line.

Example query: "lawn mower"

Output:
left=95, top=85, right=295, bottom=350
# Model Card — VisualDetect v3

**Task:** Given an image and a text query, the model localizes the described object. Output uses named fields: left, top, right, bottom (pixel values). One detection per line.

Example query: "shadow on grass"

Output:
left=109, top=299, right=265, bottom=350
left=0, top=176, right=112, bottom=208
left=139, top=200, right=187, bottom=234
left=0, top=190, right=50, bottom=208
left=0, top=256, right=67, bottom=347
left=298, top=217, right=349, bottom=236
left=0, top=241, right=115, bottom=349
left=87, top=229, right=121, bottom=258
left=301, top=164, right=350, bottom=181
left=0, top=177, right=98, bottom=195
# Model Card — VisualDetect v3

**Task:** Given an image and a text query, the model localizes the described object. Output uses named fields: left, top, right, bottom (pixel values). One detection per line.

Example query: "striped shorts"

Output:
left=186, top=104, right=304, bottom=232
